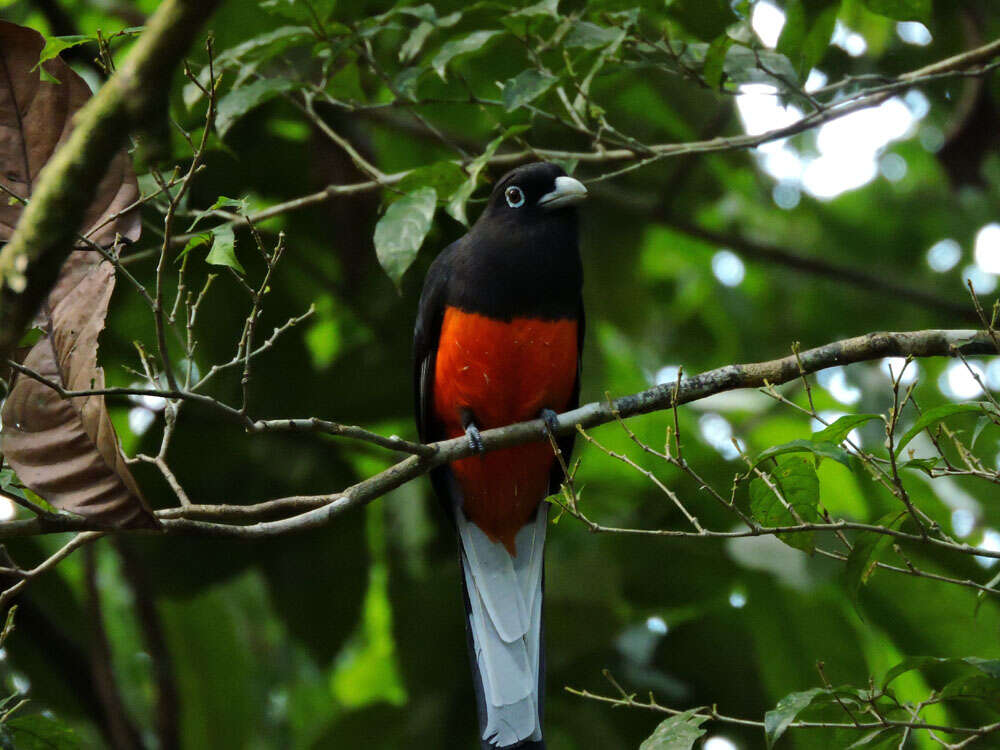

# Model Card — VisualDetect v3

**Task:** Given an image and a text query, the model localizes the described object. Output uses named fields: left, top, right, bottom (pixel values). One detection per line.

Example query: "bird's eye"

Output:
left=505, top=186, right=525, bottom=208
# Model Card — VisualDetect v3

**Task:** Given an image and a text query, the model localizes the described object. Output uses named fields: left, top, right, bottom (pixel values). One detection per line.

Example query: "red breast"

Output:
left=433, top=306, right=578, bottom=553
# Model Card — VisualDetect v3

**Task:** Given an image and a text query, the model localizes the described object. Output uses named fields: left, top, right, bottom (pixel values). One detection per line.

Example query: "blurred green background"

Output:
left=1, top=0, right=1000, bottom=747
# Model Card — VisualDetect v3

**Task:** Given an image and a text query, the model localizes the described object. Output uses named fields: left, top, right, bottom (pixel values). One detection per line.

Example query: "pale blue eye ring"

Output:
left=505, top=186, right=525, bottom=208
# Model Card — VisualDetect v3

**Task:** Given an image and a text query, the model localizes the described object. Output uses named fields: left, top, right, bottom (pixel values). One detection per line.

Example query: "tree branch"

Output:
left=0, top=329, right=994, bottom=542
left=165, top=37, right=1000, bottom=247
left=0, top=0, right=221, bottom=364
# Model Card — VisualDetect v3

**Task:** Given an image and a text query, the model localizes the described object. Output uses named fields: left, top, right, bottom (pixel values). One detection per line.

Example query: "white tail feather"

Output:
left=457, top=504, right=548, bottom=746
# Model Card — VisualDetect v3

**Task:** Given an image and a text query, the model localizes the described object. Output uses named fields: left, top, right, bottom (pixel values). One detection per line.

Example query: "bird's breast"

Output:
left=433, top=306, right=578, bottom=432
left=433, top=305, right=578, bottom=553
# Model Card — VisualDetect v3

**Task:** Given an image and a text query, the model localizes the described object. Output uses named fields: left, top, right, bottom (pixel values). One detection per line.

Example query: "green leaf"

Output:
left=400, top=22, right=435, bottom=62
left=753, top=439, right=852, bottom=470
left=391, top=162, right=467, bottom=205
left=205, top=225, right=245, bottom=274
left=678, top=44, right=800, bottom=86
left=510, top=0, right=559, bottom=18
left=938, top=674, right=1000, bottom=703
left=895, top=402, right=996, bottom=455
left=381, top=3, right=438, bottom=22
left=882, top=656, right=1000, bottom=690
left=34, top=35, right=93, bottom=70
left=846, top=730, right=905, bottom=749
left=749, top=456, right=822, bottom=552
left=216, top=78, right=295, bottom=137
left=843, top=512, right=905, bottom=606
left=0, top=468, right=26, bottom=502
left=503, top=0, right=559, bottom=34
left=897, top=457, right=939, bottom=475
left=764, top=688, right=828, bottom=748
left=639, top=709, right=709, bottom=750
left=975, top=568, right=1000, bottom=615
left=261, top=0, right=335, bottom=22
left=374, top=187, right=437, bottom=288
left=971, top=414, right=992, bottom=449
left=2, top=715, right=82, bottom=749
left=666, top=0, right=738, bottom=41
left=860, top=0, right=930, bottom=21
left=187, top=195, right=248, bottom=232
left=563, top=21, right=625, bottom=50
left=446, top=125, right=528, bottom=225
left=777, top=0, right=841, bottom=79
left=703, top=35, right=733, bottom=89
left=431, top=30, right=502, bottom=80
left=812, top=414, right=881, bottom=445
left=501, top=69, right=557, bottom=111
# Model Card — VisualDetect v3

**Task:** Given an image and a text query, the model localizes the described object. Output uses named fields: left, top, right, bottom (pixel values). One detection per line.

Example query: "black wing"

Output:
left=413, top=240, right=460, bottom=515
left=549, top=299, right=585, bottom=495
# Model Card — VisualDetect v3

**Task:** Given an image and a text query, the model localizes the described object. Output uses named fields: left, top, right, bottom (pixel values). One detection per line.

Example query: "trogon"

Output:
left=414, top=162, right=586, bottom=748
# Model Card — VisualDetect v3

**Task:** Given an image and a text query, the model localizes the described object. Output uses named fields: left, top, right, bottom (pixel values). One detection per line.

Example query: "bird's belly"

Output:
left=433, top=306, right=578, bottom=553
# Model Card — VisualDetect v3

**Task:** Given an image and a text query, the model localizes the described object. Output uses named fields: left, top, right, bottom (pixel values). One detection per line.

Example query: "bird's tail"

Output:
left=456, top=501, right=547, bottom=749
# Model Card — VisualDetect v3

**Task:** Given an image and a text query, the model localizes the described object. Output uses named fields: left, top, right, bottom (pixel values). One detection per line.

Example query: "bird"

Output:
left=414, top=161, right=586, bottom=749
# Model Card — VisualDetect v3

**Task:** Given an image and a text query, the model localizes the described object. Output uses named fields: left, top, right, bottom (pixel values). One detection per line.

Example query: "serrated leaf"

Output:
left=216, top=78, right=295, bottom=137
left=753, top=439, right=852, bottom=470
left=639, top=709, right=709, bottom=749
left=34, top=35, right=94, bottom=70
left=431, top=30, right=502, bottom=80
left=204, top=225, right=244, bottom=273
left=764, top=688, right=828, bottom=748
left=812, top=414, right=881, bottom=444
left=895, top=402, right=996, bottom=455
left=749, top=456, right=822, bottom=552
left=563, top=21, right=625, bottom=49
left=860, top=0, right=930, bottom=21
left=374, top=187, right=437, bottom=288
left=187, top=195, right=248, bottom=232
left=501, top=69, right=557, bottom=111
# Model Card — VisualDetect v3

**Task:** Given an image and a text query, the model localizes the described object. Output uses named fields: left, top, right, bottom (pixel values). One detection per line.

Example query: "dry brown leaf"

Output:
left=0, top=20, right=154, bottom=529
left=2, top=260, right=158, bottom=528
left=0, top=20, right=140, bottom=246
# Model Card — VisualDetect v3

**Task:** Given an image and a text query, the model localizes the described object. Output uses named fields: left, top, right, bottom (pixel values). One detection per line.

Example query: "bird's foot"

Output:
left=540, top=408, right=560, bottom=438
left=465, top=422, right=485, bottom=455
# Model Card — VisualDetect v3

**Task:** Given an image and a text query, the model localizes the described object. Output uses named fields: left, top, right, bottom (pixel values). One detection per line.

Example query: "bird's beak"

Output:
left=537, top=175, right=587, bottom=210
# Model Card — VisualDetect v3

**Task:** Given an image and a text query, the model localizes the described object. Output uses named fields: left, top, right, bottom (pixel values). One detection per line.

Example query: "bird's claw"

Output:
left=466, top=423, right=485, bottom=455
left=540, top=408, right=560, bottom=437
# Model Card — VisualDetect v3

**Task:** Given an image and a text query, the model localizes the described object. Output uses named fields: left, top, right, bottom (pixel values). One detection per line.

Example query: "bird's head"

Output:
left=479, top=162, right=587, bottom=224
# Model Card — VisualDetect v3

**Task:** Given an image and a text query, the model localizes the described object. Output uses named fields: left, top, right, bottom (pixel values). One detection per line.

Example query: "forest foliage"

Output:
left=0, top=0, right=999, bottom=748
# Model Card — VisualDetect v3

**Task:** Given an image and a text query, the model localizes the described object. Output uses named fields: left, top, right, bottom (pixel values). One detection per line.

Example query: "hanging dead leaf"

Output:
left=1, top=260, right=157, bottom=528
left=0, top=20, right=139, bottom=246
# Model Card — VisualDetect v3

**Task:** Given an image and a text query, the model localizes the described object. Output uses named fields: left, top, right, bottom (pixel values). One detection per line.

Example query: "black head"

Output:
left=477, top=162, right=587, bottom=225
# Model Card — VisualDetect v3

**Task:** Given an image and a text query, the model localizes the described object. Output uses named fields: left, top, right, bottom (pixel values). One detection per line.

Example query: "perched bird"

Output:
left=414, top=162, right=586, bottom=748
